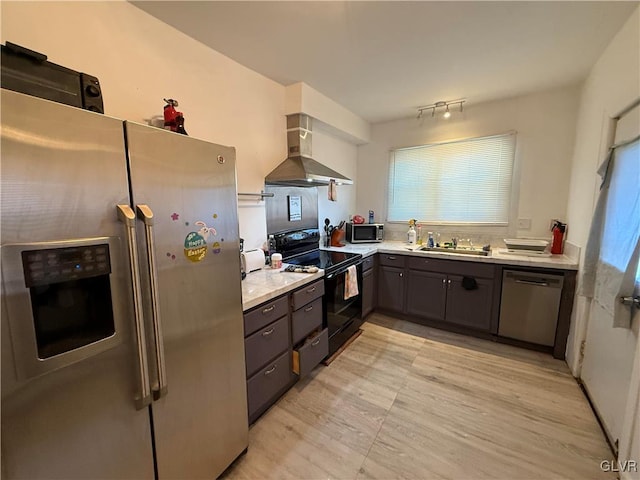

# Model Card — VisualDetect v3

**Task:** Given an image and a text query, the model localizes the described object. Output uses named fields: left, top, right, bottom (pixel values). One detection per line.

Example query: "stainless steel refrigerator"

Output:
left=1, top=89, right=248, bottom=479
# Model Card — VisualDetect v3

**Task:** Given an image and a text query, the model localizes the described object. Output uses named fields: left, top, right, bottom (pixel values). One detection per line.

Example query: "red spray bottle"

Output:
left=551, top=221, right=567, bottom=254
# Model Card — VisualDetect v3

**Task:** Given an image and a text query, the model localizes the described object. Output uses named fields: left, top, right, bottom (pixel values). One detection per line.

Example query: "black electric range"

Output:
left=272, top=228, right=363, bottom=357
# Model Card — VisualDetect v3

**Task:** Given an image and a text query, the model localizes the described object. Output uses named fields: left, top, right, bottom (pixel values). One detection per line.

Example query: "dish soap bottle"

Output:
left=427, top=232, right=434, bottom=248
left=407, top=219, right=417, bottom=244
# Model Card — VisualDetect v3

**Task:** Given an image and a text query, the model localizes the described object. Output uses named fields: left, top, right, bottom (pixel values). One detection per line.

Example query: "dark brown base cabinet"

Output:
left=243, top=295, right=294, bottom=424
left=445, top=275, right=494, bottom=330
left=373, top=252, right=577, bottom=360
left=243, top=279, right=327, bottom=424
left=406, top=270, right=447, bottom=321
left=375, top=254, right=498, bottom=333
left=377, top=254, right=407, bottom=313
left=404, top=256, right=498, bottom=332
left=361, top=255, right=377, bottom=318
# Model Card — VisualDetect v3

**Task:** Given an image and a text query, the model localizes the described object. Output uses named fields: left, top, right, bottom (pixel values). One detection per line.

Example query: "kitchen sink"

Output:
left=414, top=246, right=489, bottom=256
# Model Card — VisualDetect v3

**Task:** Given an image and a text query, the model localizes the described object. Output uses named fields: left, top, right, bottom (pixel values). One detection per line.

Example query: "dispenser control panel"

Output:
left=22, top=244, right=111, bottom=287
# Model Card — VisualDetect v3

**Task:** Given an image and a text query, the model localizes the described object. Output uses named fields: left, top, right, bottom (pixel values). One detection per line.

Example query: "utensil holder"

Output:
left=330, top=228, right=345, bottom=247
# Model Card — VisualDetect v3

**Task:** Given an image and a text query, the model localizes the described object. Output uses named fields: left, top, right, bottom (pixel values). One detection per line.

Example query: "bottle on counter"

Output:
left=369, top=210, right=374, bottom=224
left=407, top=225, right=417, bottom=244
left=416, top=225, right=423, bottom=245
left=427, top=232, right=434, bottom=248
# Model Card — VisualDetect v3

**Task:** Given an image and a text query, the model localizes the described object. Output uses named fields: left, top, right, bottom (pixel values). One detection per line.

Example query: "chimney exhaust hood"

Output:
left=265, top=114, right=353, bottom=187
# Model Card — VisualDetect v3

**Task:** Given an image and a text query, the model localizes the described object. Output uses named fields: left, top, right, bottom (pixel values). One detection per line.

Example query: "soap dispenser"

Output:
left=407, top=219, right=417, bottom=244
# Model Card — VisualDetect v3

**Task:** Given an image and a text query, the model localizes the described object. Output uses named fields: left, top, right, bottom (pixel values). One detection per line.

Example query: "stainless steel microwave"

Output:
left=346, top=223, right=384, bottom=243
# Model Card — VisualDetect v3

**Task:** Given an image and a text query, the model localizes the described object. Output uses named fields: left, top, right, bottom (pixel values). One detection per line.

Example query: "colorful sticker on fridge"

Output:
left=211, top=241, right=221, bottom=254
left=194, top=221, right=217, bottom=239
left=171, top=213, right=180, bottom=221
left=183, top=232, right=207, bottom=262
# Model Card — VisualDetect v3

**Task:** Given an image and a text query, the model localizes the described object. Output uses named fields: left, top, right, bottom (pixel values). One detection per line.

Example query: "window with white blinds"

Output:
left=387, top=132, right=516, bottom=224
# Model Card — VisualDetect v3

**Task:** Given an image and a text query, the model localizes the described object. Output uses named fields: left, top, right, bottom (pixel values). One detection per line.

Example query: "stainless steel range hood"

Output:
left=265, top=114, right=352, bottom=187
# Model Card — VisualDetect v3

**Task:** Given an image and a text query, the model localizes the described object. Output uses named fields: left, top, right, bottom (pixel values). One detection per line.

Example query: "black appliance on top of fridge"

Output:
left=0, top=89, right=248, bottom=479
left=271, top=228, right=363, bottom=356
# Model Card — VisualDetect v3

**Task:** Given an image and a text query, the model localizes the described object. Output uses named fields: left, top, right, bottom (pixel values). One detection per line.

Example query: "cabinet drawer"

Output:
left=244, top=316, right=289, bottom=377
left=293, top=328, right=328, bottom=378
left=291, top=279, right=325, bottom=310
left=362, top=255, right=375, bottom=272
left=291, top=297, right=323, bottom=345
left=244, top=295, right=288, bottom=336
left=379, top=253, right=407, bottom=267
left=247, top=350, right=291, bottom=419
left=408, top=256, right=495, bottom=278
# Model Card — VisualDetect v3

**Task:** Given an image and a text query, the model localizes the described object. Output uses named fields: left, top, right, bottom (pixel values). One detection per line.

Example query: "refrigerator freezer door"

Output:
left=125, top=122, right=248, bottom=479
left=0, top=89, right=155, bottom=479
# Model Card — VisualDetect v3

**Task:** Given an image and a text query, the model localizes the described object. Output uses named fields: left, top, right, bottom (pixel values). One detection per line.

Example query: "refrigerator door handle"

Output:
left=117, top=204, right=153, bottom=409
left=136, top=204, right=169, bottom=400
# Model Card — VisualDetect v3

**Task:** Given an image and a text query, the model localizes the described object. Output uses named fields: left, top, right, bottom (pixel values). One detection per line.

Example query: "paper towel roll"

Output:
left=242, top=249, right=265, bottom=273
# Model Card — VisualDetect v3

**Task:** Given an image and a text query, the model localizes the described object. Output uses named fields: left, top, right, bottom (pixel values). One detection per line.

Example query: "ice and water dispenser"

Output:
left=2, top=238, right=122, bottom=379
left=22, top=244, right=115, bottom=359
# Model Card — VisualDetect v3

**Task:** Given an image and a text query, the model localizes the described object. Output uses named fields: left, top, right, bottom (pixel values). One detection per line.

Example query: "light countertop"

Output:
left=322, top=241, right=578, bottom=270
left=243, top=241, right=577, bottom=311
left=242, top=266, right=324, bottom=312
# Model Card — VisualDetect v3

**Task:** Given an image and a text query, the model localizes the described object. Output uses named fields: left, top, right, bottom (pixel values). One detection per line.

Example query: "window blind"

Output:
left=388, top=132, right=516, bottom=224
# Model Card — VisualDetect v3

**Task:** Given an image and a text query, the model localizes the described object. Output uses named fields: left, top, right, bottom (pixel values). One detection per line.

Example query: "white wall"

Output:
left=313, top=123, right=358, bottom=239
left=1, top=3, right=365, bottom=250
left=286, top=82, right=370, bottom=144
left=357, top=86, right=580, bottom=243
left=1, top=0, right=286, bottom=251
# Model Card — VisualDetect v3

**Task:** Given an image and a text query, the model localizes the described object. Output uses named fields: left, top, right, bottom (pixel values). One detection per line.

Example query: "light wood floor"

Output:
left=224, top=314, right=614, bottom=480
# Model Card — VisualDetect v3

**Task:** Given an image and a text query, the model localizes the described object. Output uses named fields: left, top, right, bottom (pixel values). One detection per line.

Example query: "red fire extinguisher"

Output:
left=551, top=220, right=567, bottom=254
left=163, top=98, right=188, bottom=135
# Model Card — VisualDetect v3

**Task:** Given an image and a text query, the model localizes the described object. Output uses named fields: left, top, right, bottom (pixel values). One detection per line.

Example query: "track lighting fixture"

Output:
left=417, top=99, right=465, bottom=119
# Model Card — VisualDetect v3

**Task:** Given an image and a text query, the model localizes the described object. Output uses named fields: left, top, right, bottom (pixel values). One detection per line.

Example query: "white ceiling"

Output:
left=132, top=1, right=637, bottom=123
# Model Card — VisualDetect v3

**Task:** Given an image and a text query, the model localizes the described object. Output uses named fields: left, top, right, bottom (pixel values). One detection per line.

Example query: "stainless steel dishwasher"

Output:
left=498, top=270, right=564, bottom=346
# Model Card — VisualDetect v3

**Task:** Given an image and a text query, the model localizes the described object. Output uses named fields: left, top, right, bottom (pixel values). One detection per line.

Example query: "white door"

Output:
left=581, top=103, right=640, bottom=451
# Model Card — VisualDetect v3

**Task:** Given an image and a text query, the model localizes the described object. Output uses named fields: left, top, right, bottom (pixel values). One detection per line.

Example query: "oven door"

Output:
left=324, top=263, right=362, bottom=342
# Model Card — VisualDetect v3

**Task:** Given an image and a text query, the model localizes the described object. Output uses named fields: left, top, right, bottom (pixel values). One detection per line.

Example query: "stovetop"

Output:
left=273, top=228, right=361, bottom=274
left=285, top=249, right=361, bottom=274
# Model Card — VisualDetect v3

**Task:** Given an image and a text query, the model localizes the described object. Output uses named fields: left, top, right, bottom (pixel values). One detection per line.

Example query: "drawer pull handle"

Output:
left=304, top=305, right=314, bottom=312
left=264, top=365, right=277, bottom=375
left=306, top=286, right=316, bottom=293
left=400, top=272, right=403, bottom=277
left=262, top=305, right=275, bottom=314
left=388, top=256, right=397, bottom=260
left=261, top=328, right=275, bottom=337
left=311, top=338, right=321, bottom=347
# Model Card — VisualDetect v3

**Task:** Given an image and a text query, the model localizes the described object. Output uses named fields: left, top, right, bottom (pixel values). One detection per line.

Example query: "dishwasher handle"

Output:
left=515, top=279, right=548, bottom=287
left=504, top=270, right=563, bottom=289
